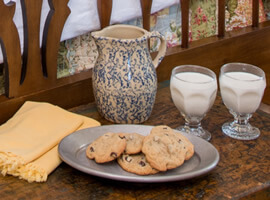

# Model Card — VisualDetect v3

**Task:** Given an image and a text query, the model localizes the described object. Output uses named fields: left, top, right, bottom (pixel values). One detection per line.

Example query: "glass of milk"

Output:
left=219, top=63, right=266, bottom=140
left=170, top=65, right=217, bottom=141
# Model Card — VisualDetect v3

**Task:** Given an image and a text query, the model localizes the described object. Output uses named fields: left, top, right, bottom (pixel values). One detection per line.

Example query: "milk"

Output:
left=219, top=72, right=266, bottom=114
left=170, top=72, right=217, bottom=117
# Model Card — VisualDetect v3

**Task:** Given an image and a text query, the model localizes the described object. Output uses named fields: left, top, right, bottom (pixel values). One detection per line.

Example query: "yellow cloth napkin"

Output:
left=0, top=101, right=100, bottom=182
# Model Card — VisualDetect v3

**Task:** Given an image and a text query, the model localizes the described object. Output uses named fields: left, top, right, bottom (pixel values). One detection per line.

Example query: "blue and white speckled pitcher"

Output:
left=91, top=24, right=166, bottom=124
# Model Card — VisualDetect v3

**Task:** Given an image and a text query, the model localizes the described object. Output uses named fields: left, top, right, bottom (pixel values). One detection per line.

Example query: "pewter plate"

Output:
left=58, top=125, right=219, bottom=183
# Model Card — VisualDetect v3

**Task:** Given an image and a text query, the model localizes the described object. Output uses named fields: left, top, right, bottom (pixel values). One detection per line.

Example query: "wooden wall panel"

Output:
left=0, top=0, right=269, bottom=125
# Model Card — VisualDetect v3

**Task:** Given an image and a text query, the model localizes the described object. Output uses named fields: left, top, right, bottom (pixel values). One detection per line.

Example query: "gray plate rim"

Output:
left=58, top=124, right=219, bottom=183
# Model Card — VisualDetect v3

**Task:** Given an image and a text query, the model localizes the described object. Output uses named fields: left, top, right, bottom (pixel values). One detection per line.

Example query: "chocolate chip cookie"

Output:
left=150, top=125, right=194, bottom=160
left=150, top=125, right=175, bottom=136
left=173, top=132, right=194, bottom=160
left=124, top=133, right=145, bottom=154
left=86, top=132, right=126, bottom=163
left=142, top=129, right=187, bottom=171
left=117, top=153, right=159, bottom=175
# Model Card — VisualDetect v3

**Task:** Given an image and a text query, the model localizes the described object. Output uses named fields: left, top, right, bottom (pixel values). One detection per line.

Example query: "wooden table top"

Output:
left=1, top=81, right=269, bottom=200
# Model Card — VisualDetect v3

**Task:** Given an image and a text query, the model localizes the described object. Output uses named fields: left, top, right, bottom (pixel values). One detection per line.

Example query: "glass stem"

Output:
left=185, top=121, right=201, bottom=129
left=230, top=111, right=252, bottom=126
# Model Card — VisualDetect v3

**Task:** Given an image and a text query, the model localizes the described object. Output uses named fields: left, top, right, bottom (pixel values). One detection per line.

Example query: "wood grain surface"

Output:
left=0, top=81, right=269, bottom=200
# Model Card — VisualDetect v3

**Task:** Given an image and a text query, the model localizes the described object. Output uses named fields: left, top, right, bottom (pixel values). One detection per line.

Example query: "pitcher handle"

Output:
left=149, top=31, right=167, bottom=68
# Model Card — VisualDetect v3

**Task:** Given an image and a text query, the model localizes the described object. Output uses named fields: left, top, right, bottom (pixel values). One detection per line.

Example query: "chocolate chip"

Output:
left=119, top=135, right=126, bottom=139
left=90, top=147, right=94, bottom=152
left=110, top=152, right=117, bottom=158
left=139, top=161, right=146, bottom=167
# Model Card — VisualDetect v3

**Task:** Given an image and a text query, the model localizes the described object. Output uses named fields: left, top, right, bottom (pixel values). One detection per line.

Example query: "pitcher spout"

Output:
left=91, top=24, right=148, bottom=41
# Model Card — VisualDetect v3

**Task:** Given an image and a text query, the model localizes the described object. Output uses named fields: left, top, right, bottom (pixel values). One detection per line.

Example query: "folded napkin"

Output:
left=0, top=101, right=100, bottom=182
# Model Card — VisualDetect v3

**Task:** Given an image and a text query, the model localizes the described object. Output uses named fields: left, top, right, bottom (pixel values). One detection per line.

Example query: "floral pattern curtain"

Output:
left=225, top=0, right=266, bottom=31
left=189, top=0, right=217, bottom=41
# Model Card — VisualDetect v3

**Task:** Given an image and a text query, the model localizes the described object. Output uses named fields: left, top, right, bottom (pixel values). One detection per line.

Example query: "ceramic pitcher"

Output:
left=91, top=24, right=166, bottom=124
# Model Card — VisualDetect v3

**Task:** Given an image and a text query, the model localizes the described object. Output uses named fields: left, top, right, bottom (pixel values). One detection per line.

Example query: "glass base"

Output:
left=175, top=125, right=211, bottom=141
left=222, top=122, right=260, bottom=140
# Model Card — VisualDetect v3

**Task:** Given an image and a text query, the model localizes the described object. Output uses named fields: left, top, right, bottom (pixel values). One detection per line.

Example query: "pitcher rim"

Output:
left=91, top=24, right=149, bottom=41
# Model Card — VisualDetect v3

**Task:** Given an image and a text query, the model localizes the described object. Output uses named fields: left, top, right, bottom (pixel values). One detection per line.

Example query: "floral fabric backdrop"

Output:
left=189, top=0, right=217, bottom=41
left=122, top=5, right=182, bottom=52
left=57, top=33, right=98, bottom=78
left=263, top=0, right=270, bottom=19
left=225, top=0, right=266, bottom=31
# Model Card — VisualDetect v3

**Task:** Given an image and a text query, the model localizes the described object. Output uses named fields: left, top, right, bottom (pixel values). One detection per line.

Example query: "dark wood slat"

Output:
left=218, top=0, right=225, bottom=37
left=180, top=0, right=189, bottom=48
left=20, top=0, right=28, bottom=85
left=20, top=0, right=44, bottom=93
left=41, top=0, right=55, bottom=78
left=140, top=0, right=152, bottom=31
left=0, top=1, right=22, bottom=97
left=252, top=0, right=259, bottom=27
left=43, top=0, right=70, bottom=82
left=97, top=0, right=112, bottom=28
